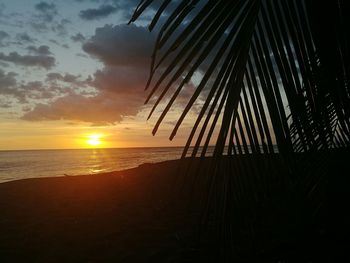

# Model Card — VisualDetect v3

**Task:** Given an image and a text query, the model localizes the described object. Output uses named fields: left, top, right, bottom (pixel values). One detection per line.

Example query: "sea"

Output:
left=0, top=146, right=278, bottom=183
left=0, top=147, right=189, bottom=183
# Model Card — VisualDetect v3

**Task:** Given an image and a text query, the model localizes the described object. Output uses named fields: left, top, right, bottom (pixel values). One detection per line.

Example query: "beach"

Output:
left=0, top=159, right=206, bottom=262
left=0, top=152, right=349, bottom=262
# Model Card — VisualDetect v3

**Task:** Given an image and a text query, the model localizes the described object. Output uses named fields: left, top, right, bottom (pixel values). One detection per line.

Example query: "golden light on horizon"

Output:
left=86, top=134, right=103, bottom=147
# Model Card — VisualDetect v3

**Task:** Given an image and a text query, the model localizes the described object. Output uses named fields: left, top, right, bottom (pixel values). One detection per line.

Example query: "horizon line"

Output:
left=0, top=145, right=204, bottom=152
left=0, top=145, right=278, bottom=152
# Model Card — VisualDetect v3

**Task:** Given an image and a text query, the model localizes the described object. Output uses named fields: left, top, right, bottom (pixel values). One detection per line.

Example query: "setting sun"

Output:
left=86, top=134, right=103, bottom=147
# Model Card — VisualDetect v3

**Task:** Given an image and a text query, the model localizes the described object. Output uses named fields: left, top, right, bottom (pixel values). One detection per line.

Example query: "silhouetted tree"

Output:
left=130, top=0, right=350, bottom=260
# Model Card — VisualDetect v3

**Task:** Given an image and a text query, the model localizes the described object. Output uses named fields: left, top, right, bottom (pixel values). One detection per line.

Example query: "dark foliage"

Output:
left=130, top=0, right=350, bottom=260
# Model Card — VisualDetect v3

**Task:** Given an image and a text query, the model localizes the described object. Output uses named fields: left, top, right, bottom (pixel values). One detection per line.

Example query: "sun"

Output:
left=86, top=134, right=102, bottom=147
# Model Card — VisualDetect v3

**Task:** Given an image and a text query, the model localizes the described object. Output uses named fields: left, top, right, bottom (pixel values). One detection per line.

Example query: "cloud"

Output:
left=0, top=68, right=80, bottom=104
left=16, top=33, right=36, bottom=43
left=46, top=72, right=81, bottom=83
left=0, top=52, right=55, bottom=69
left=71, top=33, right=86, bottom=42
left=79, top=4, right=118, bottom=20
left=22, top=63, right=149, bottom=125
left=0, top=69, right=17, bottom=91
left=52, top=18, right=70, bottom=36
left=17, top=81, right=50, bottom=101
left=31, top=2, right=69, bottom=37
left=49, top=39, right=59, bottom=45
left=0, top=70, right=47, bottom=103
left=21, top=91, right=143, bottom=124
left=35, top=1, right=56, bottom=12
left=0, top=3, right=5, bottom=16
left=0, top=30, right=10, bottom=47
left=26, top=45, right=52, bottom=55
left=21, top=23, right=195, bottom=125
left=0, top=101, right=12, bottom=108
left=34, top=1, right=57, bottom=22
left=83, top=24, right=154, bottom=67
left=22, top=24, right=155, bottom=124
left=0, top=31, right=9, bottom=39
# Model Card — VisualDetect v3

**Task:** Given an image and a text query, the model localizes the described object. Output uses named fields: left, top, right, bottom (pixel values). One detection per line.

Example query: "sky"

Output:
left=0, top=0, right=202, bottom=150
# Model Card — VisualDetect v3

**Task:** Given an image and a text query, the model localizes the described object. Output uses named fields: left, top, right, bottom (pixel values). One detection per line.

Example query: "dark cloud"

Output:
left=0, top=70, right=45, bottom=103
left=31, top=3, right=69, bottom=36
left=21, top=91, right=143, bottom=124
left=49, top=39, right=69, bottom=48
left=13, top=80, right=61, bottom=103
left=83, top=24, right=154, bottom=67
left=0, top=30, right=10, bottom=47
left=31, top=18, right=70, bottom=35
left=49, top=39, right=60, bottom=45
left=34, top=1, right=57, bottom=22
left=16, top=33, right=36, bottom=43
left=21, top=62, right=149, bottom=124
left=0, top=101, right=12, bottom=108
left=18, top=81, right=47, bottom=101
left=18, top=16, right=190, bottom=126
left=21, top=24, right=155, bottom=124
left=30, top=21, right=48, bottom=32
left=71, top=33, right=86, bottom=42
left=0, top=3, right=5, bottom=16
left=22, top=20, right=198, bottom=125
left=21, top=23, right=194, bottom=125
left=22, top=106, right=32, bottom=112
left=0, top=68, right=79, bottom=104
left=79, top=4, right=118, bottom=20
left=92, top=66, right=148, bottom=94
left=0, top=69, right=17, bottom=91
left=26, top=45, right=52, bottom=55
left=35, top=1, right=56, bottom=12
left=46, top=72, right=80, bottom=83
left=0, top=52, right=55, bottom=69
left=0, top=31, right=9, bottom=39
left=52, top=18, right=70, bottom=36
left=16, top=2, right=207, bottom=125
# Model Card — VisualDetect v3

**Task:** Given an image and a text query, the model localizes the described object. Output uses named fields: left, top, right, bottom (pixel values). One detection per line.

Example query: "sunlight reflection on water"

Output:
left=0, top=146, right=278, bottom=183
left=0, top=147, right=184, bottom=183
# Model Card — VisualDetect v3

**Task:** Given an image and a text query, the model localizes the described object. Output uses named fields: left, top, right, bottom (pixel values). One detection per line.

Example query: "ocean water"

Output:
left=0, top=146, right=278, bottom=183
left=0, top=147, right=186, bottom=183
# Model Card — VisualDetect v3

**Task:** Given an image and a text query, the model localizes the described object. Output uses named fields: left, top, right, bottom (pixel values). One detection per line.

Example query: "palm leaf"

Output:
left=130, top=0, right=350, bottom=258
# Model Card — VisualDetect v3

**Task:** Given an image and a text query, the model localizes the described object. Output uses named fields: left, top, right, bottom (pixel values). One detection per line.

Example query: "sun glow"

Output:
left=86, top=134, right=103, bottom=147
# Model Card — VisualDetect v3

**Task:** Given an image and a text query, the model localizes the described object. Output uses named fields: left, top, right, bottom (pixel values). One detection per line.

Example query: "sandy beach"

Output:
left=1, top=152, right=349, bottom=262
left=0, top=160, right=207, bottom=262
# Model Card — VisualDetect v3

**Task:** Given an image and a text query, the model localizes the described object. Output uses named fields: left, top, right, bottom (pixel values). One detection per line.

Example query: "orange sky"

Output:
left=0, top=113, right=200, bottom=150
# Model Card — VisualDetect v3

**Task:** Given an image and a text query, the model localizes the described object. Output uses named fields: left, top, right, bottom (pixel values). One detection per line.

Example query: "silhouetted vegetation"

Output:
left=131, top=0, right=350, bottom=261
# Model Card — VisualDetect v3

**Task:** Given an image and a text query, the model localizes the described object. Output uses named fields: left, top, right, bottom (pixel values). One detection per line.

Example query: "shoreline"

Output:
left=1, top=153, right=349, bottom=262
left=0, top=159, right=206, bottom=262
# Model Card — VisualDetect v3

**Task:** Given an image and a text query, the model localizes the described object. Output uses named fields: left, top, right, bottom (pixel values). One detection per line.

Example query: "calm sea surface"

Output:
left=0, top=146, right=278, bottom=183
left=0, top=147, right=188, bottom=183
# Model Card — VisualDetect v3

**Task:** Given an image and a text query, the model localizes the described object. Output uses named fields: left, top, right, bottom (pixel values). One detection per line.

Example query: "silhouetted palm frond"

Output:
left=130, top=0, right=350, bottom=259
left=130, top=0, right=349, bottom=159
